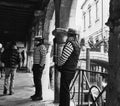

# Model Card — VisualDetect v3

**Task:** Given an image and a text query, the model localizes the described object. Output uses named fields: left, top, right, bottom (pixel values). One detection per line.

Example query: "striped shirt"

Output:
left=58, top=42, right=73, bottom=66
left=33, top=44, right=47, bottom=66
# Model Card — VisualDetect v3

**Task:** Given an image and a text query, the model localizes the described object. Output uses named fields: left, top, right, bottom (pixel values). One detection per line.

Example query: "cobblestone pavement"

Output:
left=0, top=71, right=58, bottom=106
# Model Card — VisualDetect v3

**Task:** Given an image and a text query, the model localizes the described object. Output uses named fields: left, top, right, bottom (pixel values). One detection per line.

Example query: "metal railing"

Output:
left=80, top=51, right=108, bottom=62
left=70, top=68, right=107, bottom=106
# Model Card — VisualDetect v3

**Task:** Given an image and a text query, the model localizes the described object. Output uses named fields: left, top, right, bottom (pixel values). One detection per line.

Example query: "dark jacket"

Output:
left=62, top=40, right=80, bottom=71
left=1, top=47, right=20, bottom=68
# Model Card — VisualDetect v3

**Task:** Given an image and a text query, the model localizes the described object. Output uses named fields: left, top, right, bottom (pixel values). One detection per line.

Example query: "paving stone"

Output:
left=0, top=72, right=58, bottom=106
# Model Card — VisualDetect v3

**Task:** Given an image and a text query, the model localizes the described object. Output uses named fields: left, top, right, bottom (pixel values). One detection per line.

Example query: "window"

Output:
left=88, top=6, right=91, bottom=27
left=83, top=12, right=86, bottom=31
left=95, top=0, right=99, bottom=22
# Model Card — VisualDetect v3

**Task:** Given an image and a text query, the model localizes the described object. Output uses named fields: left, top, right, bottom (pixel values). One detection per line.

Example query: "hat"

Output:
left=67, top=28, right=79, bottom=36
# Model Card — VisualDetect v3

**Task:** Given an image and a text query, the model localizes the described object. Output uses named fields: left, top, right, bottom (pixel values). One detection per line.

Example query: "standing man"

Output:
left=21, top=50, right=25, bottom=67
left=31, top=37, right=47, bottom=101
left=1, top=41, right=20, bottom=95
left=56, top=28, right=81, bottom=106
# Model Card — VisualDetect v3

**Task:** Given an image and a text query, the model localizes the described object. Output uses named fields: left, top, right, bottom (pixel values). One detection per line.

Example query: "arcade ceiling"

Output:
left=0, top=0, right=50, bottom=42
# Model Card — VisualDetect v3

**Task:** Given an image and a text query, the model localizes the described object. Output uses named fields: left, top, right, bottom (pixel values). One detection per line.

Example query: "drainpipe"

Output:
left=101, top=0, right=103, bottom=39
left=101, top=0, right=104, bottom=53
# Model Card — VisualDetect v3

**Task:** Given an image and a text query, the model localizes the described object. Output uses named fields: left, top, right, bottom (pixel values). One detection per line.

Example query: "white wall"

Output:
left=80, top=0, right=110, bottom=43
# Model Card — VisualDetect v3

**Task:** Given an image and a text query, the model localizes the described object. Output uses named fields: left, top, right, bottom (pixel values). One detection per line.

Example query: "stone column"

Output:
left=34, top=10, right=45, bottom=37
left=53, top=0, right=74, bottom=102
left=42, top=42, right=54, bottom=100
left=86, top=47, right=90, bottom=81
left=52, top=28, right=68, bottom=102
left=100, top=43, right=104, bottom=53
left=27, top=10, right=45, bottom=71
left=106, top=0, right=120, bottom=105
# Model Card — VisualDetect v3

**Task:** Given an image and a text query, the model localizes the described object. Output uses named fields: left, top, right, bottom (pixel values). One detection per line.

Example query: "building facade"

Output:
left=80, top=0, right=110, bottom=53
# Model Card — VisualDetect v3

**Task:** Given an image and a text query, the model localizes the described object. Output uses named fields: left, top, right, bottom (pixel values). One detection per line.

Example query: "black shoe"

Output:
left=9, top=91, right=14, bottom=95
left=0, top=75, right=3, bottom=78
left=3, top=89, right=7, bottom=95
left=32, top=96, right=43, bottom=101
left=30, top=94, right=37, bottom=99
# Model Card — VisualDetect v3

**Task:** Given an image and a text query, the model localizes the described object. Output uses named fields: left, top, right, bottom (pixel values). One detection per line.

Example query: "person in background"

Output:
left=30, top=37, right=47, bottom=101
left=0, top=43, right=4, bottom=78
left=56, top=28, right=81, bottom=106
left=17, top=48, right=22, bottom=70
left=21, top=50, right=25, bottom=67
left=1, top=41, right=20, bottom=95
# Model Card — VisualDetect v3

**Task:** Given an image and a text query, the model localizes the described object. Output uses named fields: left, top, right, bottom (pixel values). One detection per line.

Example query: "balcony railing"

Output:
left=70, top=68, right=107, bottom=106
left=80, top=51, right=108, bottom=62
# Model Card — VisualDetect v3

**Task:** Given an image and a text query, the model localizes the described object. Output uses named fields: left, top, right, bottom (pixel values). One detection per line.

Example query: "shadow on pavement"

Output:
left=0, top=94, right=5, bottom=97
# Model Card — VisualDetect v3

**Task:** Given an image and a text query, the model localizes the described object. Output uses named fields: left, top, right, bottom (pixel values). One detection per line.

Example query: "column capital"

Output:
left=52, top=28, right=68, bottom=44
left=52, top=28, right=67, bottom=35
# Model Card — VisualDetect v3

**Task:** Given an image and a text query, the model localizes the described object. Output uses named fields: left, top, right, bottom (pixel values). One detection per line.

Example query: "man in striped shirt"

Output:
left=56, top=28, right=81, bottom=106
left=31, top=37, right=47, bottom=101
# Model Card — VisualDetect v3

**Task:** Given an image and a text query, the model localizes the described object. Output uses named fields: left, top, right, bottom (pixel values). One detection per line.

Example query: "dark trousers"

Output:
left=59, top=70, right=75, bottom=106
left=0, top=67, right=3, bottom=77
left=32, top=64, right=44, bottom=98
